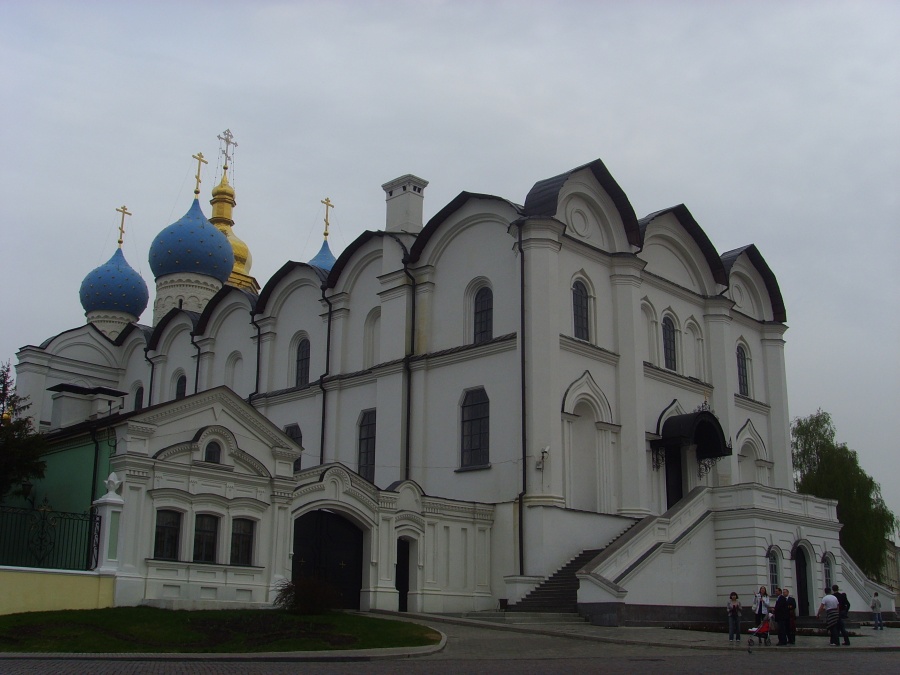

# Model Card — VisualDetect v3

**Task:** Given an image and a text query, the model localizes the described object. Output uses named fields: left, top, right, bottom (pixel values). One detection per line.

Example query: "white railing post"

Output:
left=92, top=473, right=124, bottom=573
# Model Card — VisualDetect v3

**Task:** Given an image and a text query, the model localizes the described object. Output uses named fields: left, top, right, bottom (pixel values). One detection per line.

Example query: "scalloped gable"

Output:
left=638, top=205, right=726, bottom=296
left=721, top=245, right=786, bottom=322
left=523, top=158, right=641, bottom=247
left=255, top=260, right=329, bottom=316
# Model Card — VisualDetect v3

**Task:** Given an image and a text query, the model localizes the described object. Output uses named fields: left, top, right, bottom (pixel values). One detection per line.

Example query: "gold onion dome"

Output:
left=209, top=168, right=258, bottom=292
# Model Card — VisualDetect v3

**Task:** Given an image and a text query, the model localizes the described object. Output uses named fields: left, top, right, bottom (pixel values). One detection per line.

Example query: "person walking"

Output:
left=726, top=592, right=742, bottom=643
left=832, top=584, right=851, bottom=645
left=871, top=591, right=884, bottom=630
left=818, top=587, right=841, bottom=645
left=753, top=586, right=769, bottom=627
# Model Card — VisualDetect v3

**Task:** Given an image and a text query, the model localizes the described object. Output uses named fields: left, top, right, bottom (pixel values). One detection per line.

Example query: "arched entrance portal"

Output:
left=794, top=547, right=810, bottom=616
left=293, top=510, right=363, bottom=609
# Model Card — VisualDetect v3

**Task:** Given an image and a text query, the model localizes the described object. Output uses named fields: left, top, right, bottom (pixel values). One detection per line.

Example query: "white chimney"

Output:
left=382, top=174, right=428, bottom=233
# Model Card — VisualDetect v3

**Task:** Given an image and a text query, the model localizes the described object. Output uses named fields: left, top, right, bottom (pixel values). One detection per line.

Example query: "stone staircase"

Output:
left=506, top=548, right=605, bottom=613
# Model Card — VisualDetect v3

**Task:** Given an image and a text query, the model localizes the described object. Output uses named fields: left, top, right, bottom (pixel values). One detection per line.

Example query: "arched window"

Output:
left=296, top=338, right=310, bottom=387
left=204, top=441, right=221, bottom=464
left=573, top=281, right=589, bottom=341
left=823, top=556, right=833, bottom=590
left=358, top=410, right=376, bottom=483
left=175, top=375, right=187, bottom=400
left=473, top=287, right=493, bottom=344
left=461, top=388, right=490, bottom=468
left=737, top=345, right=749, bottom=397
left=285, top=423, right=302, bottom=472
left=768, top=549, right=780, bottom=591
left=134, top=386, right=144, bottom=411
left=662, top=317, right=677, bottom=371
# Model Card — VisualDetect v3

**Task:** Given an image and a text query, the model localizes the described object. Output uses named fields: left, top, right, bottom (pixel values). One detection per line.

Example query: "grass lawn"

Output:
left=0, top=607, right=441, bottom=653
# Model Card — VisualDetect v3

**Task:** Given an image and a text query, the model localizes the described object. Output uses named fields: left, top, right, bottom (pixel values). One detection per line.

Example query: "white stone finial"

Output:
left=104, top=472, right=122, bottom=496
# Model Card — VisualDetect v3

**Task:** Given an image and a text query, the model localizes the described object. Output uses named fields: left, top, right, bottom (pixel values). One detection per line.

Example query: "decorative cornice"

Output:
left=559, top=335, right=619, bottom=366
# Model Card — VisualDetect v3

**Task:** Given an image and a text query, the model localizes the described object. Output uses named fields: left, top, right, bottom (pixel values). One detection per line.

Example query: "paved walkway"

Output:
left=402, top=611, right=900, bottom=653
left=0, top=612, right=896, bottom=662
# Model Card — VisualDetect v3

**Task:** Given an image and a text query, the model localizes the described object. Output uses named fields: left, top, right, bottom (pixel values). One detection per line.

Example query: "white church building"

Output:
left=13, top=142, right=892, bottom=624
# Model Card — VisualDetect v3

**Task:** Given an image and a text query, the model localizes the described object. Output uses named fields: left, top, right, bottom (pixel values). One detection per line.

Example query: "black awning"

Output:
left=651, top=410, right=731, bottom=460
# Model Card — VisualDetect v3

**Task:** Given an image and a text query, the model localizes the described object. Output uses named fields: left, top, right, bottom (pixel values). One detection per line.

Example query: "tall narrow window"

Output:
left=175, top=375, right=187, bottom=400
left=358, top=410, right=376, bottom=483
left=193, top=514, right=219, bottom=563
left=473, top=287, right=493, bottom=344
left=573, top=281, right=589, bottom=341
left=285, top=424, right=303, bottom=472
left=134, top=386, right=144, bottom=411
left=296, top=338, right=310, bottom=387
left=736, top=345, right=749, bottom=396
left=153, top=510, right=181, bottom=560
left=461, top=388, right=490, bottom=468
left=823, top=556, right=833, bottom=590
left=662, top=317, right=677, bottom=371
left=768, top=550, right=779, bottom=591
left=230, top=518, right=255, bottom=566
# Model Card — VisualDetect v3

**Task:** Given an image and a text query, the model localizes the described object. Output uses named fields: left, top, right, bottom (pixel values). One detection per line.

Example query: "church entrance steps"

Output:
left=457, top=611, right=588, bottom=625
left=507, top=522, right=638, bottom=614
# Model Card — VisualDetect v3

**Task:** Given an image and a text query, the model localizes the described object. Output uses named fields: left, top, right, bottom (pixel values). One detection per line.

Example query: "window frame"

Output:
left=295, top=338, right=311, bottom=388
left=193, top=513, right=219, bottom=564
left=460, top=387, right=490, bottom=469
left=358, top=410, right=376, bottom=483
left=230, top=518, right=255, bottom=566
left=662, top=316, right=677, bottom=371
left=175, top=374, right=187, bottom=400
left=736, top=344, right=750, bottom=397
left=768, top=549, right=780, bottom=591
left=153, top=509, right=182, bottom=561
left=572, top=280, right=590, bottom=341
left=204, top=441, right=222, bottom=464
left=134, top=386, right=144, bottom=411
left=473, top=286, right=493, bottom=344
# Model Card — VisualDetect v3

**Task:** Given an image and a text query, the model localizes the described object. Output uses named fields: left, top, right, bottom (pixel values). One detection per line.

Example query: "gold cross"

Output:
left=192, top=151, right=208, bottom=196
left=217, top=129, right=237, bottom=170
left=321, top=197, right=334, bottom=239
left=115, top=205, right=132, bottom=247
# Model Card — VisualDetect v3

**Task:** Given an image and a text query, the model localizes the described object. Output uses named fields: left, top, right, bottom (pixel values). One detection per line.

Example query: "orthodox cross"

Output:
left=217, top=129, right=237, bottom=170
left=321, top=197, right=334, bottom=239
left=115, top=205, right=132, bottom=248
left=192, top=151, right=208, bottom=196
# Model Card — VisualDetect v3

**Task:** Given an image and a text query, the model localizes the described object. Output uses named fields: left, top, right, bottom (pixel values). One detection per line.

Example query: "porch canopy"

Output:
left=651, top=409, right=731, bottom=460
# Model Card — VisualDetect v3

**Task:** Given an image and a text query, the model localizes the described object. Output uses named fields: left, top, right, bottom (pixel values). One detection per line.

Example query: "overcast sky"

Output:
left=1, top=1, right=897, bottom=524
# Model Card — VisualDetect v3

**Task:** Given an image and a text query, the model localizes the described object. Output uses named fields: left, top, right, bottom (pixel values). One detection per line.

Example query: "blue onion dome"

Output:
left=79, top=248, right=150, bottom=316
left=148, top=199, right=234, bottom=283
left=308, top=239, right=336, bottom=271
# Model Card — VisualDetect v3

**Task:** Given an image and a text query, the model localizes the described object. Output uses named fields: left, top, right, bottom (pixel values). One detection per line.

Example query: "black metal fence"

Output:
left=0, top=504, right=101, bottom=571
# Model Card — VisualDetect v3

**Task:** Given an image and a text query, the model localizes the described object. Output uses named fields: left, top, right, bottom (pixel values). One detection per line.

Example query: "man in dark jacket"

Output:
left=773, top=587, right=795, bottom=645
left=832, top=584, right=851, bottom=645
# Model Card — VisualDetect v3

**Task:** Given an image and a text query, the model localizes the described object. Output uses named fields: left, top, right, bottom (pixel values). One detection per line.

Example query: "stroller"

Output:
left=749, top=614, right=773, bottom=646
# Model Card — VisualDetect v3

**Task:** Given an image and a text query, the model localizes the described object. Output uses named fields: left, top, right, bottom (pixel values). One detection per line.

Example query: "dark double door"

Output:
left=293, top=510, right=363, bottom=610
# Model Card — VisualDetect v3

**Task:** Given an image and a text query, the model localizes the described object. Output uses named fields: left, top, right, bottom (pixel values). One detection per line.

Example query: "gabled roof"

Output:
left=523, top=158, right=641, bottom=247
left=639, top=204, right=727, bottom=286
left=146, top=309, right=201, bottom=351
left=407, top=192, right=522, bottom=264
left=194, top=285, right=257, bottom=335
left=721, top=244, right=787, bottom=322
left=255, top=260, right=329, bottom=315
